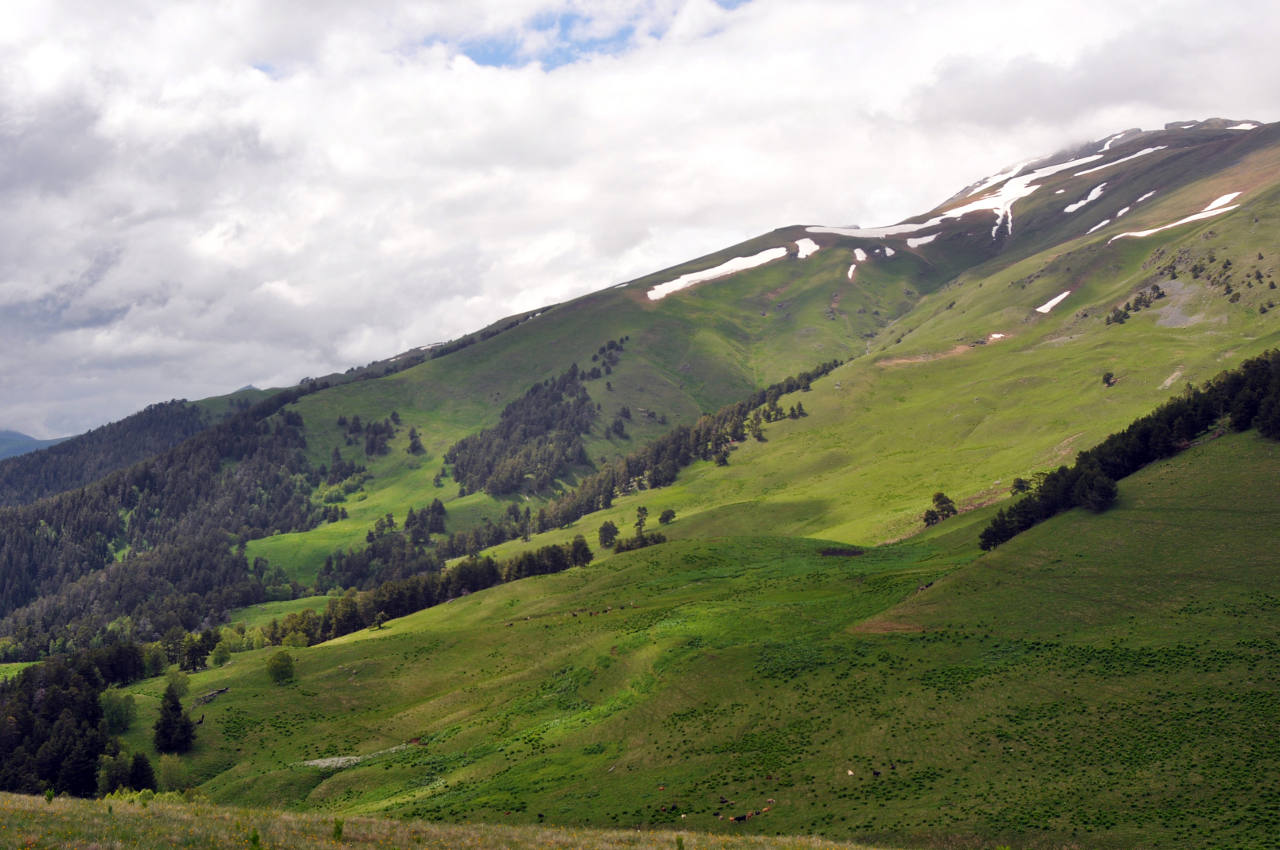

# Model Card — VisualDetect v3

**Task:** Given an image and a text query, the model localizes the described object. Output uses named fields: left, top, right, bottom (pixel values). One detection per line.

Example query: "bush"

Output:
left=157, top=755, right=190, bottom=793
left=266, top=650, right=295, bottom=685
left=100, top=689, right=137, bottom=734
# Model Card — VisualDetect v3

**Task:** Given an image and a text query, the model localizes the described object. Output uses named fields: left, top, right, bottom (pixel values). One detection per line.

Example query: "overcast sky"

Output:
left=2, top=0, right=1278, bottom=437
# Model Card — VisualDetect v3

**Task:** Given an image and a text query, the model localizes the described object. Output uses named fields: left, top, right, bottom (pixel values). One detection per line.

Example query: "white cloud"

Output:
left=0, top=0, right=1277, bottom=437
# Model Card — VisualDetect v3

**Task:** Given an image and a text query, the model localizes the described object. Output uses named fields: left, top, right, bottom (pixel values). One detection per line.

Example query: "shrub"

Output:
left=266, top=650, right=295, bottom=685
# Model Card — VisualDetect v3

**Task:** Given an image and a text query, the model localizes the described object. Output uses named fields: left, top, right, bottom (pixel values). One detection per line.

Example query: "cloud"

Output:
left=0, top=0, right=1277, bottom=437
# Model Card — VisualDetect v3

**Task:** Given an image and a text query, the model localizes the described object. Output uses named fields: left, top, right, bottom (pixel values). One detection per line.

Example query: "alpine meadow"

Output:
left=2, top=118, right=1279, bottom=850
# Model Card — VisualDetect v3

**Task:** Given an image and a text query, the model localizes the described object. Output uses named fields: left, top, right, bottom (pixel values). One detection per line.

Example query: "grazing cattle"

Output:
left=872, top=769, right=881, bottom=777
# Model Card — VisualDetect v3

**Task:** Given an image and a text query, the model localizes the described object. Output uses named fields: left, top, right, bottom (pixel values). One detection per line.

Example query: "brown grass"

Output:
left=0, top=792, right=892, bottom=850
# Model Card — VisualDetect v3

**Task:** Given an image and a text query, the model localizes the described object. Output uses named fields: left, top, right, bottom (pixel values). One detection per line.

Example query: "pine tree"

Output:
left=153, top=682, right=195, bottom=753
left=129, top=752, right=156, bottom=790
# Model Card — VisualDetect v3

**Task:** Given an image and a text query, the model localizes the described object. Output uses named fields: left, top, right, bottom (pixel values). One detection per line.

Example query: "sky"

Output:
left=2, top=0, right=1279, bottom=438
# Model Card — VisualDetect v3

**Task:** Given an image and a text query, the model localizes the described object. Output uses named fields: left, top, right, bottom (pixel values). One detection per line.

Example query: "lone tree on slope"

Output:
left=153, top=682, right=195, bottom=754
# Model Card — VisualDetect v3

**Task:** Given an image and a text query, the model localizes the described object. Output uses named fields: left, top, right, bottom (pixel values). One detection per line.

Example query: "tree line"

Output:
left=290, top=537, right=594, bottom=645
left=980, top=349, right=1280, bottom=550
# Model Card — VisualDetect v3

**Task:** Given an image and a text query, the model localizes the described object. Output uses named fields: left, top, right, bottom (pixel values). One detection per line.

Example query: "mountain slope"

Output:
left=2, top=119, right=1277, bottom=654
left=2, top=119, right=1280, bottom=850
left=117, top=429, right=1280, bottom=848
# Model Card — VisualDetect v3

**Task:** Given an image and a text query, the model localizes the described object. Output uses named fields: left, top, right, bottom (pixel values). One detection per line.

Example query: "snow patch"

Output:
left=1074, top=147, right=1167, bottom=177
left=1136, top=190, right=1157, bottom=203
left=1108, top=192, right=1243, bottom=243
left=906, top=234, right=937, bottom=247
left=1035, top=291, right=1071, bottom=313
left=1227, top=122, right=1259, bottom=130
left=1054, top=189, right=1066, bottom=194
left=1064, top=183, right=1106, bottom=213
left=1115, top=206, right=1131, bottom=218
left=810, top=153, right=1104, bottom=243
left=794, top=238, right=821, bottom=259
left=1086, top=219, right=1111, bottom=234
left=853, top=248, right=868, bottom=262
left=846, top=263, right=856, bottom=280
left=646, top=247, right=789, bottom=301
left=963, top=159, right=1032, bottom=199
left=989, top=333, right=1006, bottom=340
left=883, top=246, right=895, bottom=257
left=1205, top=192, right=1242, bottom=211
left=1099, top=131, right=1134, bottom=152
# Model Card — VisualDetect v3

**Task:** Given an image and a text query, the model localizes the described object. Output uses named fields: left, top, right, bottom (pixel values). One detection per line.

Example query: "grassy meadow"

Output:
left=105, top=431, right=1280, bottom=849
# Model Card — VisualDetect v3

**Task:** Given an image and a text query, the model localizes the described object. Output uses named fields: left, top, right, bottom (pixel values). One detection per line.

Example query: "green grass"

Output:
left=229, top=597, right=332, bottom=631
left=0, top=661, right=35, bottom=682
left=115, top=431, right=1280, bottom=848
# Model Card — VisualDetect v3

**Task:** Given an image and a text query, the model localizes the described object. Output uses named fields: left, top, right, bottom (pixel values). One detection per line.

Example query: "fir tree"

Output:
left=153, top=683, right=195, bottom=754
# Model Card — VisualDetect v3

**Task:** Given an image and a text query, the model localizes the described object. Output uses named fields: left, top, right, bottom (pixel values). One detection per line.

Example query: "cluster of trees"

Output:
left=0, top=401, right=210, bottom=507
left=921, top=492, right=957, bottom=526
left=1105, top=283, right=1166, bottom=326
left=0, top=390, right=325, bottom=660
left=980, top=349, right=1280, bottom=550
left=444, top=363, right=600, bottom=496
left=336, top=413, right=400, bottom=456
left=600, top=506, right=672, bottom=552
left=0, top=642, right=153, bottom=796
left=315, top=506, right=447, bottom=592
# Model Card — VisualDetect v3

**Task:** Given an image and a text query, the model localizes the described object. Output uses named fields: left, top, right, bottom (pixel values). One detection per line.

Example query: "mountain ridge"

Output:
left=1, top=118, right=1278, bottom=848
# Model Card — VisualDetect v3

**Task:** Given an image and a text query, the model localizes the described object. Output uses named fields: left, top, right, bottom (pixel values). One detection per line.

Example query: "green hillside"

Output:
left=3, top=122, right=1279, bottom=850
left=111, top=430, right=1279, bottom=848
left=241, top=123, right=1280, bottom=581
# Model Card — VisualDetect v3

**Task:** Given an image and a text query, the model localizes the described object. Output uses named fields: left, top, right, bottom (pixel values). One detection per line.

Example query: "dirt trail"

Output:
left=877, top=343, right=971, bottom=368
left=1160, top=367, right=1184, bottom=389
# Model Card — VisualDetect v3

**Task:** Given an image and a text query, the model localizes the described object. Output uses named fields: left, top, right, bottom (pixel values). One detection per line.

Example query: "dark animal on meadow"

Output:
left=872, top=769, right=881, bottom=777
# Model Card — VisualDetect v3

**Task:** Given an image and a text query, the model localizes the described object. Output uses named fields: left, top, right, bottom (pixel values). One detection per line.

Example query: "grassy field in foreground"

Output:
left=0, top=791, right=888, bottom=850
left=112, top=432, right=1280, bottom=850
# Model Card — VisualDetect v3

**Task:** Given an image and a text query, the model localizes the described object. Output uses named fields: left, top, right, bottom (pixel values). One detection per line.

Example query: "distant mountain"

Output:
left=0, top=431, right=66, bottom=461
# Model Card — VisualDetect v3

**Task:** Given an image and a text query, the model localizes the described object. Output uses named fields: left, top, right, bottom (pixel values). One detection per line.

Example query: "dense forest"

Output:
left=442, top=339, right=630, bottom=497
left=0, top=642, right=153, bottom=796
left=0, top=390, right=323, bottom=660
left=0, top=401, right=210, bottom=507
left=980, top=349, right=1280, bottom=549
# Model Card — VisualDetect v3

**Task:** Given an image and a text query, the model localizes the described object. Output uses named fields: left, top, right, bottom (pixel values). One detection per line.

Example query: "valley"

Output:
left=1, top=119, right=1278, bottom=849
